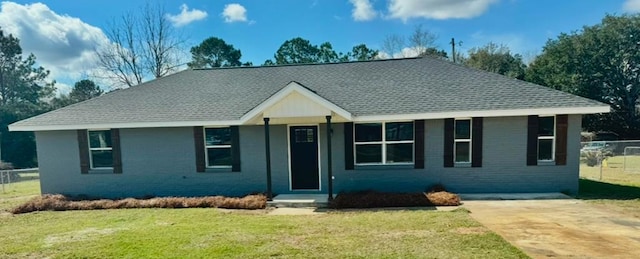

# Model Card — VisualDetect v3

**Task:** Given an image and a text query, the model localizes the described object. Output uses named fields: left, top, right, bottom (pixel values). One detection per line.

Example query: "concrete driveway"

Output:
left=463, top=199, right=640, bottom=259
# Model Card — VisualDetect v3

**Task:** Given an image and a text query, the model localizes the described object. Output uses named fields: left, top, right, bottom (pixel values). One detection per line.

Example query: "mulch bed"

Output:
left=11, top=194, right=267, bottom=214
left=330, top=190, right=460, bottom=209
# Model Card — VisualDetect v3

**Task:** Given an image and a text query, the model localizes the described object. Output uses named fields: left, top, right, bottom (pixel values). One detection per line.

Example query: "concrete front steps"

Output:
left=268, top=194, right=331, bottom=208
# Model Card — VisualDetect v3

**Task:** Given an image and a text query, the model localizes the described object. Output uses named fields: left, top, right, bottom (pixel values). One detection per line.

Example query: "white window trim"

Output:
left=88, top=129, right=113, bottom=170
left=204, top=127, right=233, bottom=169
left=537, top=115, right=556, bottom=162
left=354, top=121, right=414, bottom=165
left=454, top=118, right=472, bottom=164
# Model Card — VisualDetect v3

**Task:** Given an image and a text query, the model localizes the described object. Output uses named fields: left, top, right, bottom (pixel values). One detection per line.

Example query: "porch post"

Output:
left=264, top=117, right=273, bottom=201
left=326, top=115, right=333, bottom=201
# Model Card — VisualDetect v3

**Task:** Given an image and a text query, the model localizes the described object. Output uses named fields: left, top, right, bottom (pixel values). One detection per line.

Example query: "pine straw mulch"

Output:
left=10, top=194, right=267, bottom=214
left=330, top=190, right=461, bottom=209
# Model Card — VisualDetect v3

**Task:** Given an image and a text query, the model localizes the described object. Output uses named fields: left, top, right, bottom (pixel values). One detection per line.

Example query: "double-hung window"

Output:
left=537, top=116, right=555, bottom=161
left=88, top=130, right=113, bottom=169
left=454, top=119, right=472, bottom=163
left=354, top=122, right=414, bottom=164
left=205, top=127, right=232, bottom=168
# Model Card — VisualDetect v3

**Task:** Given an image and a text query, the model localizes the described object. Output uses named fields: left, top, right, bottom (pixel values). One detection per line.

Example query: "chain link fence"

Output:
left=580, top=140, right=640, bottom=183
left=0, top=168, right=39, bottom=194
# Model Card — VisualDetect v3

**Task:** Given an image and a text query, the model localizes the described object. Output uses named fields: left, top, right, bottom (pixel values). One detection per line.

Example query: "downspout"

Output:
left=264, top=117, right=273, bottom=201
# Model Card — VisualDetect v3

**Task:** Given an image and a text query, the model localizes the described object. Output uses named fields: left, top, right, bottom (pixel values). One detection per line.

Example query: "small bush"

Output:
left=11, top=194, right=267, bottom=214
left=330, top=190, right=460, bottom=209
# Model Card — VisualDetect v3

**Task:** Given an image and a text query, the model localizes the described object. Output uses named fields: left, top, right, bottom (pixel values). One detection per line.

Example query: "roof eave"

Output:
left=9, top=105, right=609, bottom=132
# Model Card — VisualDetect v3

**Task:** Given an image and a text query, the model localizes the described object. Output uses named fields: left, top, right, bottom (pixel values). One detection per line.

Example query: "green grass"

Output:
left=0, top=179, right=526, bottom=258
left=0, top=208, right=527, bottom=258
left=0, top=179, right=40, bottom=212
left=579, top=157, right=640, bottom=218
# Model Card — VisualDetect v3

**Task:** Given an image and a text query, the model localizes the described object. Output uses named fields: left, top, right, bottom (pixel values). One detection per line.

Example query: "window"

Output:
left=205, top=127, right=232, bottom=168
left=538, top=116, right=555, bottom=161
left=354, top=122, right=413, bottom=164
left=454, top=119, right=472, bottom=163
left=88, top=130, right=113, bottom=169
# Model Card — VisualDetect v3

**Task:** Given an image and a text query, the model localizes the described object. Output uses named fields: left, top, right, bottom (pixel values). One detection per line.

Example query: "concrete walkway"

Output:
left=463, top=199, right=640, bottom=258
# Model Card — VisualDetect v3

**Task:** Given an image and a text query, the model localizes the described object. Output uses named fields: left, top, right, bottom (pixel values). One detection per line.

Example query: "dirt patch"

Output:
left=464, top=199, right=640, bottom=258
left=44, top=227, right=126, bottom=248
left=330, top=190, right=460, bottom=209
left=453, top=227, right=488, bottom=235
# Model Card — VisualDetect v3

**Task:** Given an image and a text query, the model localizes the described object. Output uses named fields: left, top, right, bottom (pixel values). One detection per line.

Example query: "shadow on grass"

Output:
left=577, top=178, right=640, bottom=200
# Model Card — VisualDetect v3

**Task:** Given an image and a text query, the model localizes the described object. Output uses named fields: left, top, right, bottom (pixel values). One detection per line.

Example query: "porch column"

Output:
left=326, top=115, right=333, bottom=201
left=264, top=117, right=273, bottom=201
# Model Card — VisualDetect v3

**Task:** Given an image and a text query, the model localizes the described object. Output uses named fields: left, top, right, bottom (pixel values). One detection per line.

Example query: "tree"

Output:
left=96, top=3, right=184, bottom=88
left=464, top=42, right=526, bottom=79
left=264, top=38, right=379, bottom=65
left=52, top=79, right=104, bottom=108
left=526, top=14, right=640, bottom=138
left=188, top=37, right=242, bottom=69
left=273, top=37, right=322, bottom=65
left=0, top=28, right=55, bottom=167
left=348, top=44, right=379, bottom=61
left=381, top=25, right=447, bottom=59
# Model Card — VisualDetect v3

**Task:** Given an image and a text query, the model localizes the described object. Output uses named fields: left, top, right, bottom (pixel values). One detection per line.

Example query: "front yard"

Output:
left=0, top=180, right=526, bottom=258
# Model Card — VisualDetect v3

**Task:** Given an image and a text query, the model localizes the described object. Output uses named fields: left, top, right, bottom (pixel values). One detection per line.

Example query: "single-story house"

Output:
left=9, top=57, right=609, bottom=200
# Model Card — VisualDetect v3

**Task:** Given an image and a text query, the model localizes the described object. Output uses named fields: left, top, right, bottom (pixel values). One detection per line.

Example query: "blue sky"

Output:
left=0, top=0, right=638, bottom=92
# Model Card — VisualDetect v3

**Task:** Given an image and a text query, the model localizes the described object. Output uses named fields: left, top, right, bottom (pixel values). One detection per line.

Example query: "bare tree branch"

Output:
left=95, top=2, right=185, bottom=88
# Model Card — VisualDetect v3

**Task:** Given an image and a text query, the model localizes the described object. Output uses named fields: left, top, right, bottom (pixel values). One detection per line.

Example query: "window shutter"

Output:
left=344, top=122, right=354, bottom=170
left=77, top=130, right=89, bottom=174
left=443, top=118, right=454, bottom=167
left=111, top=129, right=122, bottom=174
left=472, top=117, right=483, bottom=167
left=231, top=126, right=241, bottom=172
left=414, top=120, right=425, bottom=169
left=555, top=115, right=568, bottom=165
left=194, top=126, right=205, bottom=172
left=527, top=115, right=539, bottom=166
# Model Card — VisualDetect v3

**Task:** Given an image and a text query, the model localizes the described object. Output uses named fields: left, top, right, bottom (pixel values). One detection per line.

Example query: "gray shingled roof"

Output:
left=11, top=57, right=608, bottom=129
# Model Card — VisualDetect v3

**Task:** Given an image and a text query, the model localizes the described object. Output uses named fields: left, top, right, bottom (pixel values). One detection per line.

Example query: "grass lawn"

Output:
left=579, top=157, right=640, bottom=218
left=0, top=179, right=40, bottom=212
left=0, top=179, right=527, bottom=258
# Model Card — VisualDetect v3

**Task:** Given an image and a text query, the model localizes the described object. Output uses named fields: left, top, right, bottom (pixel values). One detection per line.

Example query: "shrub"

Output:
left=583, top=151, right=601, bottom=167
left=11, top=194, right=267, bottom=214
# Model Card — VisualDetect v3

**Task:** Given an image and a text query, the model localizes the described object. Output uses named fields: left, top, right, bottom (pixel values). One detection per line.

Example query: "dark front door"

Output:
left=289, top=126, right=320, bottom=190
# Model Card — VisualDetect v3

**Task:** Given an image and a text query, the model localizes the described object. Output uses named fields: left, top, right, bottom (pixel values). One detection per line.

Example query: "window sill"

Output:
left=201, top=167, right=235, bottom=173
left=537, top=160, right=556, bottom=166
left=354, top=164, right=414, bottom=170
left=87, top=169, right=115, bottom=174
left=454, top=162, right=472, bottom=168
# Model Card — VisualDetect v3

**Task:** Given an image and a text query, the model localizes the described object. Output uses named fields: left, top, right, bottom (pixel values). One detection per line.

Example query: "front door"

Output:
left=289, top=126, right=320, bottom=190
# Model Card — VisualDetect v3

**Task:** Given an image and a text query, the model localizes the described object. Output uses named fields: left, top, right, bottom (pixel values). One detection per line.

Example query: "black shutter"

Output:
left=527, top=115, right=539, bottom=166
left=344, top=122, right=354, bottom=170
left=231, top=126, right=241, bottom=172
left=443, top=118, right=454, bottom=167
left=194, top=126, right=205, bottom=172
left=77, top=130, right=89, bottom=174
left=111, top=129, right=122, bottom=174
left=555, top=115, right=568, bottom=165
left=414, top=120, right=425, bottom=169
left=472, top=117, right=483, bottom=167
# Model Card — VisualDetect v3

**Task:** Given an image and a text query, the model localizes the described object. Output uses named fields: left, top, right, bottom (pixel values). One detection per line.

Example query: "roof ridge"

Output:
left=191, top=56, right=426, bottom=71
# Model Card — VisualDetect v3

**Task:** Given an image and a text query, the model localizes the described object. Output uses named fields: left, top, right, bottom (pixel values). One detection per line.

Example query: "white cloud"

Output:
left=623, top=0, right=640, bottom=12
left=349, top=0, right=377, bottom=21
left=378, top=47, right=423, bottom=59
left=0, top=2, right=112, bottom=93
left=222, top=3, right=248, bottom=23
left=166, top=4, right=207, bottom=27
left=387, top=0, right=498, bottom=21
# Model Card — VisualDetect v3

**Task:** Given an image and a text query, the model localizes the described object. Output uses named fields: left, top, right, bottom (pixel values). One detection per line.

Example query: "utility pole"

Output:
left=450, top=38, right=456, bottom=63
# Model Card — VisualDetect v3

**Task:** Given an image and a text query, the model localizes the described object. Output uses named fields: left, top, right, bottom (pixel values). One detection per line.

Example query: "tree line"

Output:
left=1, top=11, right=639, bottom=167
